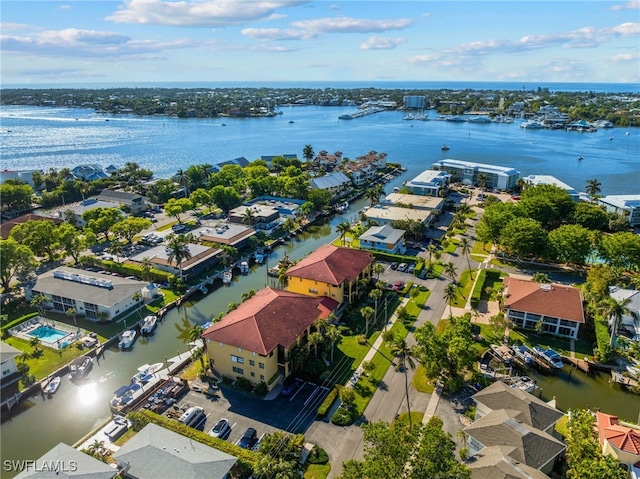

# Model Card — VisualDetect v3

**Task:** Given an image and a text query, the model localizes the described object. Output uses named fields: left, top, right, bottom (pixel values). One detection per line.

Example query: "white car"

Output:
left=397, top=263, right=408, bottom=272
left=209, top=418, right=231, bottom=439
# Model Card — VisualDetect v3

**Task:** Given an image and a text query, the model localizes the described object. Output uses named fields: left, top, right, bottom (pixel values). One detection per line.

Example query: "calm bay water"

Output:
left=1, top=102, right=639, bottom=474
left=1, top=105, right=639, bottom=195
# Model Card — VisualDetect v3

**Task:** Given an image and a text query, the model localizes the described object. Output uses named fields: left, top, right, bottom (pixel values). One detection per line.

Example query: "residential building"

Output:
left=403, top=95, right=426, bottom=109
left=191, top=223, right=256, bottom=248
left=98, top=189, right=148, bottom=213
left=244, top=196, right=305, bottom=218
left=203, top=287, right=338, bottom=388
left=503, top=277, right=585, bottom=339
left=66, top=198, right=126, bottom=227
left=260, top=154, right=298, bottom=168
left=596, top=412, right=640, bottom=476
left=71, top=164, right=108, bottom=181
left=404, top=169, right=451, bottom=197
left=432, top=159, right=520, bottom=191
left=1, top=213, right=63, bottom=240
left=127, top=243, right=221, bottom=279
left=211, top=157, right=250, bottom=172
left=113, top=423, right=237, bottom=479
left=361, top=205, right=434, bottom=227
left=597, top=195, right=640, bottom=226
left=310, top=172, right=352, bottom=199
left=285, top=244, right=373, bottom=305
left=314, top=150, right=343, bottom=169
left=521, top=175, right=579, bottom=201
left=609, top=286, right=640, bottom=340
left=24, top=267, right=148, bottom=321
left=464, top=381, right=565, bottom=477
left=355, top=150, right=387, bottom=169
left=1, top=342, right=22, bottom=394
left=359, top=225, right=406, bottom=254
left=15, top=443, right=117, bottom=479
left=228, top=204, right=280, bottom=231
left=382, top=193, right=445, bottom=213
left=0, top=169, right=43, bottom=187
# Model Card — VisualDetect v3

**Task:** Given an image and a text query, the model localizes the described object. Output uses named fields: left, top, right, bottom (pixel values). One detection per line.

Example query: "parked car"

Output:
left=172, top=223, right=186, bottom=233
left=238, top=427, right=257, bottom=449
left=390, top=262, right=399, bottom=270
left=392, top=281, right=405, bottom=291
left=209, top=418, right=231, bottom=439
left=397, top=263, right=408, bottom=272
left=281, top=378, right=303, bottom=396
left=407, top=264, right=416, bottom=274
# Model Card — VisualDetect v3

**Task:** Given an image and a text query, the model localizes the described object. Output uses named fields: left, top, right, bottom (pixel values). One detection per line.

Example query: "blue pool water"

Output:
left=27, top=325, right=69, bottom=344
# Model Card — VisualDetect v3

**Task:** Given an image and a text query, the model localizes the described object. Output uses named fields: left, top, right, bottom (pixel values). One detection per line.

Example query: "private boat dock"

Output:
left=611, top=370, right=640, bottom=390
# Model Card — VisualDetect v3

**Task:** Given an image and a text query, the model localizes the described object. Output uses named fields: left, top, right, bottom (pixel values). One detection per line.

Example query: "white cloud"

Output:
left=58, top=5, right=72, bottom=10
left=106, top=0, right=305, bottom=27
left=611, top=1, right=640, bottom=10
left=241, top=27, right=317, bottom=40
left=0, top=22, right=32, bottom=31
left=291, top=16, right=413, bottom=34
left=611, top=52, right=640, bottom=61
left=329, top=4, right=340, bottom=11
left=360, top=36, right=405, bottom=50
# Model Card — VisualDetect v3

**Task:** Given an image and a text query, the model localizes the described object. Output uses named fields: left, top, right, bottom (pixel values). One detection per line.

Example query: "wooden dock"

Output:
left=564, top=357, right=590, bottom=374
left=611, top=370, right=639, bottom=389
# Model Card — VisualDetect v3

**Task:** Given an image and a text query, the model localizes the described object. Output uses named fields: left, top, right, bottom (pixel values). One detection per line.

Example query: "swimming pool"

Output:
left=28, top=325, right=70, bottom=344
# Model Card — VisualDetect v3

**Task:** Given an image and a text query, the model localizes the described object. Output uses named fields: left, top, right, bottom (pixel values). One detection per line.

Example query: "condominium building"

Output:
left=597, top=195, right=640, bottom=226
left=521, top=175, right=579, bottom=201
left=404, top=170, right=451, bottom=197
left=433, top=159, right=520, bottom=191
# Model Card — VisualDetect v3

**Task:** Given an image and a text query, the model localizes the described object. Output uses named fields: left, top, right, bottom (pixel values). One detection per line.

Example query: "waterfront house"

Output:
left=503, top=277, right=584, bottom=339
left=98, top=189, right=148, bottom=213
left=382, top=193, right=445, bottom=213
left=244, top=196, right=304, bottom=218
left=14, top=443, right=118, bottom=479
left=192, top=223, right=256, bottom=249
left=596, top=195, right=640, bottom=227
left=521, top=175, right=579, bottom=202
left=359, top=225, right=406, bottom=254
left=608, top=286, right=640, bottom=341
left=71, top=163, right=108, bottom=181
left=0, top=168, right=43, bottom=187
left=310, top=172, right=352, bottom=200
left=464, top=381, right=565, bottom=477
left=432, top=159, right=520, bottom=191
left=404, top=169, right=451, bottom=197
left=228, top=204, right=280, bottom=232
left=211, top=157, right=250, bottom=172
left=361, top=205, right=434, bottom=227
left=0, top=342, right=22, bottom=395
left=113, top=423, right=237, bottom=479
left=24, top=267, right=147, bottom=322
left=1, top=213, right=63, bottom=240
left=127, top=243, right=221, bottom=280
left=203, top=287, right=338, bottom=389
left=285, top=244, right=373, bottom=306
left=66, top=199, right=126, bottom=227
left=596, top=412, right=640, bottom=475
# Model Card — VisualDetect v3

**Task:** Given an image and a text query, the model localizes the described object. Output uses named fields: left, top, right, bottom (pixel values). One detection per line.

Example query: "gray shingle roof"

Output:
left=14, top=443, right=116, bottom=479
left=113, top=423, right=236, bottom=479
left=359, top=225, right=405, bottom=244
left=310, top=172, right=351, bottom=190
left=466, top=445, right=551, bottom=479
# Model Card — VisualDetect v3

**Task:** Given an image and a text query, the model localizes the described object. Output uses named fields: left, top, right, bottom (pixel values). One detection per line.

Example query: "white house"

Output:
left=359, top=225, right=406, bottom=254
left=432, top=159, right=520, bottom=191
left=404, top=170, right=451, bottom=197
left=362, top=205, right=434, bottom=227
left=310, top=172, right=352, bottom=199
left=0, top=342, right=21, bottom=384
left=597, top=195, right=640, bottom=226
left=521, top=175, right=579, bottom=202
left=609, top=286, right=640, bottom=341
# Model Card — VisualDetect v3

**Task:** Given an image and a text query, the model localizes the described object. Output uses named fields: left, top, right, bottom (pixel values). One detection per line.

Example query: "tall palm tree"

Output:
left=460, top=237, right=473, bottom=279
left=325, top=324, right=342, bottom=363
left=360, top=306, right=374, bottom=337
left=302, top=144, right=315, bottom=164
left=598, top=297, right=636, bottom=347
left=444, top=283, right=457, bottom=317
left=65, top=307, right=78, bottom=328
left=477, top=173, right=489, bottom=190
left=140, top=256, right=153, bottom=281
left=372, top=262, right=385, bottom=280
left=369, top=288, right=383, bottom=327
left=364, top=187, right=381, bottom=207
left=444, top=261, right=457, bottom=282
left=336, top=221, right=351, bottom=246
left=586, top=178, right=602, bottom=198
left=242, top=208, right=256, bottom=226
left=188, top=324, right=204, bottom=343
left=166, top=234, right=192, bottom=278
left=308, top=331, right=324, bottom=356
left=389, top=337, right=417, bottom=429
left=174, top=168, right=191, bottom=195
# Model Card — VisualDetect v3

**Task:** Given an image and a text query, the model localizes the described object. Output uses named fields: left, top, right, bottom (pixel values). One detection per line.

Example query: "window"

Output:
left=232, top=367, right=244, bottom=375
left=259, top=362, right=265, bottom=369
left=559, top=327, right=573, bottom=336
left=2, top=369, right=10, bottom=376
left=308, top=288, right=318, bottom=294
left=251, top=372, right=255, bottom=377
left=231, top=355, right=244, bottom=364
left=249, top=360, right=255, bottom=366
left=260, top=375, right=265, bottom=381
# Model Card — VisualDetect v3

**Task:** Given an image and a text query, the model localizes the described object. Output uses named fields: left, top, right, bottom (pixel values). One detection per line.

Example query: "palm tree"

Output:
left=308, top=331, right=324, bottom=357
left=336, top=221, right=351, bottom=246
left=444, top=261, right=457, bottom=282
left=532, top=272, right=550, bottom=283
left=372, top=262, right=385, bottom=280
left=598, top=297, right=636, bottom=347
left=242, top=208, right=256, bottom=226
left=360, top=306, right=374, bottom=337
left=108, top=241, right=123, bottom=263
left=174, top=168, right=191, bottom=195
left=140, top=256, right=153, bottom=281
left=477, top=173, right=489, bottom=190
left=220, top=245, right=238, bottom=267
left=302, top=144, right=315, bottom=164
left=460, top=237, right=473, bottom=279
left=444, top=283, right=457, bottom=317
left=188, top=324, right=204, bottom=343
left=369, top=288, right=383, bottom=327
left=166, top=234, right=192, bottom=278
left=389, top=337, right=417, bottom=429
left=30, top=294, right=49, bottom=318
left=585, top=178, right=602, bottom=198
left=65, top=307, right=78, bottom=328
left=364, top=188, right=381, bottom=207
left=325, top=324, right=342, bottom=363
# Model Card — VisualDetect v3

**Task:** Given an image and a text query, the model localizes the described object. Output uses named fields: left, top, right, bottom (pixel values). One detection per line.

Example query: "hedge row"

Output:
left=594, top=319, right=613, bottom=363
left=79, top=256, right=172, bottom=283
left=128, top=409, right=257, bottom=471
left=317, top=386, right=339, bottom=417
left=470, top=270, right=487, bottom=308
left=1, top=312, right=39, bottom=336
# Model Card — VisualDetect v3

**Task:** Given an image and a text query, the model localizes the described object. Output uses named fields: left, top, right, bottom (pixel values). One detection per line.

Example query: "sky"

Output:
left=1, top=0, right=639, bottom=86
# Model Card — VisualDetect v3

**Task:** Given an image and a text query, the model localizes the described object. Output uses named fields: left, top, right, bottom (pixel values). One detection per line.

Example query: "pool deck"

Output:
left=9, top=317, right=84, bottom=349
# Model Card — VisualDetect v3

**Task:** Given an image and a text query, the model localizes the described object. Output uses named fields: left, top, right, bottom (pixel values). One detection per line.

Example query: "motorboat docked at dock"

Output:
left=43, top=376, right=61, bottom=395
left=532, top=346, right=564, bottom=369
left=68, top=356, right=93, bottom=380
left=512, top=344, right=535, bottom=365
left=140, top=315, right=157, bottom=336
left=118, top=330, right=137, bottom=350
left=508, top=375, right=537, bottom=394
left=490, top=344, right=514, bottom=365
left=110, top=383, right=142, bottom=409
left=239, top=261, right=249, bottom=274
left=222, top=270, right=232, bottom=285
left=131, top=362, right=164, bottom=385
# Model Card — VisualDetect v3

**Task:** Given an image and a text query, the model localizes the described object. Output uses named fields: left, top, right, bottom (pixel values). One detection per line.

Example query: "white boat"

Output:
left=43, top=376, right=61, bottom=395
left=467, top=115, right=491, bottom=123
left=240, top=261, right=249, bottom=274
left=140, top=315, right=157, bottom=335
left=254, top=252, right=264, bottom=264
left=490, top=344, right=514, bottom=364
left=626, top=365, right=640, bottom=380
left=335, top=201, right=349, bottom=213
left=118, top=330, right=137, bottom=350
left=110, top=383, right=142, bottom=408
left=532, top=346, right=564, bottom=369
left=68, top=356, right=93, bottom=380
left=222, top=270, right=232, bottom=284
left=520, top=120, right=544, bottom=129
left=512, top=345, right=535, bottom=365
left=510, top=376, right=536, bottom=394
left=131, top=362, right=164, bottom=385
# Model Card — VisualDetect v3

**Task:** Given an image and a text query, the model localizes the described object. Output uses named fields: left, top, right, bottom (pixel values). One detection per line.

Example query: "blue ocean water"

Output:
left=1, top=104, right=639, bottom=195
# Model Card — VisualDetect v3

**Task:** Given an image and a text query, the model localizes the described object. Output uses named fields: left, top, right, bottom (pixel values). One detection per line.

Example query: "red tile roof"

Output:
left=597, top=412, right=640, bottom=456
left=285, top=244, right=373, bottom=285
left=202, top=287, right=338, bottom=355
left=1, top=214, right=63, bottom=239
left=503, top=277, right=584, bottom=323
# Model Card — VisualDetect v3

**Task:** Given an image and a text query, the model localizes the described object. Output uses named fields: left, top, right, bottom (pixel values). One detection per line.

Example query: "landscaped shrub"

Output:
left=317, top=387, right=339, bottom=417
left=594, top=319, right=613, bottom=363
left=235, top=376, right=253, bottom=392
left=307, top=446, right=329, bottom=465
left=254, top=381, right=268, bottom=397
left=1, top=312, right=39, bottom=337
left=470, top=270, right=487, bottom=308
left=331, top=403, right=359, bottom=426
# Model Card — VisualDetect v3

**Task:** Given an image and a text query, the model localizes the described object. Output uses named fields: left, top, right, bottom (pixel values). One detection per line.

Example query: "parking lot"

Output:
left=165, top=380, right=331, bottom=447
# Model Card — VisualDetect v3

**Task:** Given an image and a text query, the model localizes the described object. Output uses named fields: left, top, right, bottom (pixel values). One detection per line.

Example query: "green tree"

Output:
left=500, top=217, right=547, bottom=258
left=66, top=307, right=78, bottom=328
left=360, top=306, right=374, bottom=337
left=598, top=296, right=637, bottom=348
left=548, top=224, right=592, bottom=265
left=532, top=272, right=550, bottom=283
left=220, top=245, right=238, bottom=267
left=570, top=202, right=608, bottom=230
left=389, top=337, right=418, bottom=429
left=164, top=197, right=193, bottom=223
left=518, top=184, right=575, bottom=230
left=166, top=233, right=192, bottom=278
left=585, top=178, right=602, bottom=197
left=254, top=431, right=304, bottom=479
left=336, top=221, right=351, bottom=246
left=82, top=207, right=123, bottom=241
left=111, top=217, right=152, bottom=244
left=302, top=144, right=315, bottom=164
left=460, top=237, right=473, bottom=279
left=0, top=182, right=34, bottom=213
left=475, top=201, right=519, bottom=244
left=56, top=223, right=85, bottom=263
left=598, top=231, right=640, bottom=271
left=325, top=324, right=342, bottom=363
left=9, top=220, right=59, bottom=263
left=210, top=185, right=242, bottom=213
left=443, top=282, right=457, bottom=317
left=443, top=261, right=457, bottom=282
left=0, top=238, right=38, bottom=291
left=476, top=173, right=488, bottom=189
left=30, top=293, right=50, bottom=318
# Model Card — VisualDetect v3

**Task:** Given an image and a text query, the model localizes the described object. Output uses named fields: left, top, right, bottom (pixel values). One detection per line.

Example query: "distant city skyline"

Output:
left=1, top=1, right=639, bottom=85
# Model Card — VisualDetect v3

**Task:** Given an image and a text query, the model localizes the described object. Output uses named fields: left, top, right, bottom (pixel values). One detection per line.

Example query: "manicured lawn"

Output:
left=304, top=463, right=331, bottom=479
left=404, top=289, right=430, bottom=318
left=334, top=336, right=374, bottom=384
left=412, top=364, right=435, bottom=393
left=443, top=238, right=460, bottom=254
left=554, top=415, right=569, bottom=439
left=179, top=360, right=200, bottom=381
left=451, top=270, right=473, bottom=307
left=332, top=234, right=359, bottom=248
left=395, top=411, right=425, bottom=427
left=5, top=336, right=86, bottom=384
left=435, top=319, right=450, bottom=335
left=471, top=241, right=492, bottom=256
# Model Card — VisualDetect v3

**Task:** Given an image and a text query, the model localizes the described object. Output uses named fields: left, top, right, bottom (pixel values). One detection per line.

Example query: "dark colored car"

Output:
left=238, top=427, right=257, bottom=449
left=281, top=378, right=303, bottom=396
left=390, top=262, right=399, bottom=270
